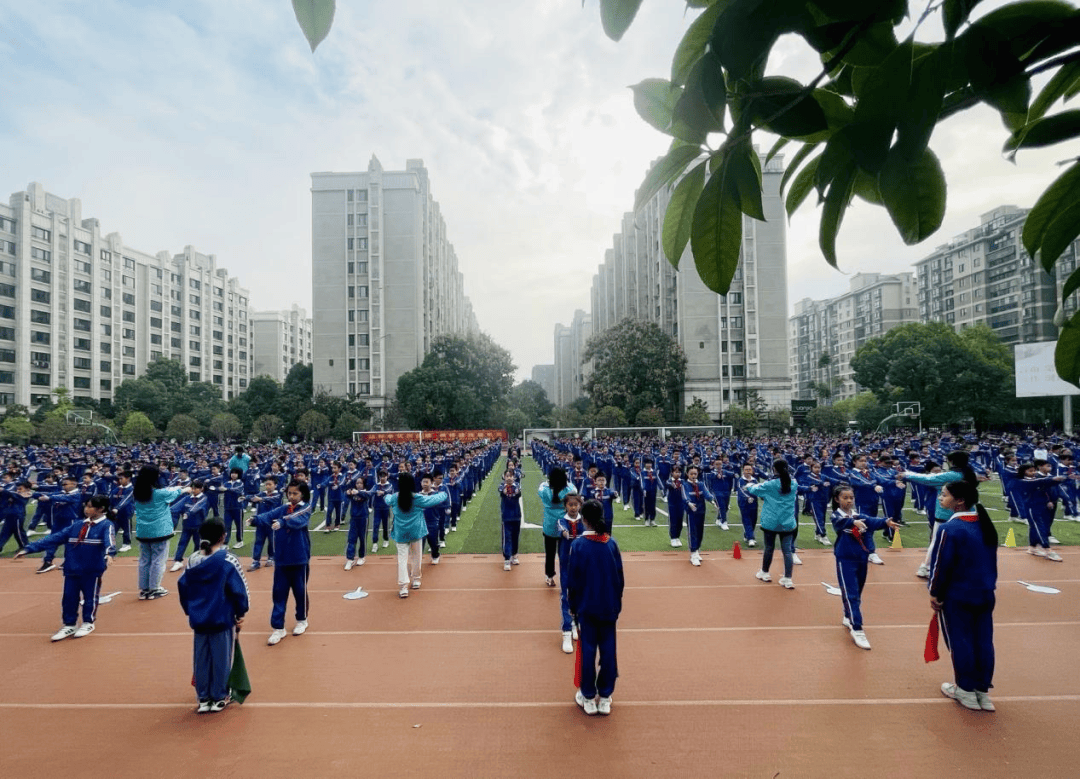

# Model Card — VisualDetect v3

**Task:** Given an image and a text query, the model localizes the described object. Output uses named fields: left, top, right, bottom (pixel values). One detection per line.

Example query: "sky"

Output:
left=0, top=0, right=1071, bottom=383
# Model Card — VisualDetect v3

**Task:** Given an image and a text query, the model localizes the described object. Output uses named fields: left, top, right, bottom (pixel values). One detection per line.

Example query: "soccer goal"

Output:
left=523, top=427, right=593, bottom=447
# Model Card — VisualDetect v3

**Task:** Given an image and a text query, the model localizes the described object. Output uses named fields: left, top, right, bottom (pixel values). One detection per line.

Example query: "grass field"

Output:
left=9, top=454, right=1080, bottom=561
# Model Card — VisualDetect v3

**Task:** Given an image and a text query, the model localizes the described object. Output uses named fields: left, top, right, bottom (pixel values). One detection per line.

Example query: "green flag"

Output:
left=228, top=637, right=252, bottom=704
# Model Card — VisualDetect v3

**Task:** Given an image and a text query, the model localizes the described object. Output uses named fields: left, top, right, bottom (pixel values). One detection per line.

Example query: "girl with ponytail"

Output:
left=746, top=459, right=798, bottom=589
left=904, top=450, right=984, bottom=579
left=928, top=479, right=998, bottom=713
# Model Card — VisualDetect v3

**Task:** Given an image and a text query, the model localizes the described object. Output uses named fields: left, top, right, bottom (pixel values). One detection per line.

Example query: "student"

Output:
left=33, top=476, right=83, bottom=574
left=325, top=462, right=345, bottom=533
left=831, top=485, right=902, bottom=650
left=747, top=459, right=798, bottom=588
left=419, top=474, right=444, bottom=565
left=170, top=479, right=208, bottom=572
left=15, top=495, right=116, bottom=640
left=370, top=470, right=393, bottom=553
left=682, top=465, right=714, bottom=567
left=929, top=479, right=999, bottom=712
left=112, top=471, right=134, bottom=553
left=557, top=493, right=586, bottom=653
left=706, top=457, right=734, bottom=530
left=799, top=461, right=832, bottom=545
left=591, top=474, right=617, bottom=533
left=343, top=477, right=371, bottom=571
left=904, top=451, right=982, bottom=577
left=665, top=465, right=686, bottom=548
left=499, top=470, right=522, bottom=571
left=1010, top=462, right=1066, bottom=561
left=538, top=467, right=577, bottom=587
left=0, top=478, right=33, bottom=555
left=446, top=465, right=463, bottom=532
left=246, top=477, right=280, bottom=571
left=252, top=480, right=314, bottom=645
left=386, top=472, right=449, bottom=599
left=736, top=463, right=759, bottom=548
left=566, top=499, right=624, bottom=717
left=222, top=468, right=247, bottom=549
left=177, top=518, right=250, bottom=713
left=640, top=458, right=660, bottom=527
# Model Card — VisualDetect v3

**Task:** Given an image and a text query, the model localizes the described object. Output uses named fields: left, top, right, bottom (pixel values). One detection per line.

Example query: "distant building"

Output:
left=251, top=305, right=313, bottom=384
left=0, top=182, right=251, bottom=408
left=530, top=364, right=555, bottom=403
left=553, top=310, right=591, bottom=408
left=311, top=157, right=479, bottom=421
left=789, top=273, right=919, bottom=402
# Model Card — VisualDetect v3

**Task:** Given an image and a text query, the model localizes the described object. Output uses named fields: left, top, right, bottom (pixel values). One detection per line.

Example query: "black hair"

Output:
left=16, top=479, right=31, bottom=490
left=191, top=478, right=205, bottom=489
left=87, top=494, right=111, bottom=513
left=941, top=480, right=998, bottom=547
left=1017, top=461, right=1037, bottom=479
left=548, top=467, right=568, bottom=498
left=580, top=499, right=605, bottom=532
left=773, top=458, right=792, bottom=494
left=198, top=518, right=226, bottom=553
left=133, top=465, right=160, bottom=503
left=945, top=450, right=977, bottom=487
left=230, top=468, right=242, bottom=478
left=397, top=472, right=415, bottom=513
left=830, top=484, right=853, bottom=512
left=235, top=446, right=245, bottom=455
left=286, top=479, right=311, bottom=503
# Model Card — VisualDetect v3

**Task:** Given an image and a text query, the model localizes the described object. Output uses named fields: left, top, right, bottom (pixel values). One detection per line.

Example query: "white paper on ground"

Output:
left=343, top=587, right=369, bottom=600
left=1017, top=580, right=1060, bottom=594
left=820, top=582, right=841, bottom=596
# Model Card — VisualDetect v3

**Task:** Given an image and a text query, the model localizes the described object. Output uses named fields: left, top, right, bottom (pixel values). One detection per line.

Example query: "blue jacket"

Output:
left=178, top=548, right=250, bottom=634
left=134, top=487, right=183, bottom=541
left=24, top=518, right=116, bottom=576
left=499, top=482, right=522, bottom=521
left=831, top=508, right=887, bottom=559
left=387, top=491, right=448, bottom=543
left=253, top=501, right=313, bottom=566
left=746, top=479, right=797, bottom=532
left=566, top=533, right=624, bottom=622
left=181, top=494, right=209, bottom=530
left=928, top=512, right=998, bottom=605
left=538, top=482, right=578, bottom=537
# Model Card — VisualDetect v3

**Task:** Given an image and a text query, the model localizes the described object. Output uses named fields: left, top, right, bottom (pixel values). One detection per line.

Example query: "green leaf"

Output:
left=814, top=132, right=855, bottom=194
left=852, top=167, right=883, bottom=205
left=672, top=56, right=727, bottom=139
left=893, top=60, right=944, bottom=158
left=765, top=137, right=790, bottom=166
left=600, top=0, right=644, bottom=41
left=728, top=142, right=765, bottom=221
left=711, top=0, right=807, bottom=81
left=1056, top=311, right=1080, bottom=387
left=1029, top=60, right=1080, bottom=121
left=690, top=157, right=743, bottom=293
left=785, top=156, right=821, bottom=219
left=1061, top=265, right=1080, bottom=304
left=671, top=2, right=727, bottom=86
left=1024, top=161, right=1080, bottom=264
left=943, top=0, right=984, bottom=39
left=292, top=0, right=336, bottom=52
left=985, top=77, right=1032, bottom=131
left=662, top=161, right=708, bottom=267
left=878, top=147, right=947, bottom=245
left=635, top=143, right=704, bottom=212
left=779, top=142, right=819, bottom=197
left=1040, top=199, right=1080, bottom=269
left=1006, top=110, right=1080, bottom=153
left=631, top=79, right=683, bottom=134
left=819, top=161, right=856, bottom=268
left=746, top=76, right=829, bottom=137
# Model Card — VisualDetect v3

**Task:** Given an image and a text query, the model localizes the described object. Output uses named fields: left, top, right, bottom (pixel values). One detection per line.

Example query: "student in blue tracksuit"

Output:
left=626, top=461, right=644, bottom=520
left=538, top=467, right=577, bottom=587
left=370, top=470, right=393, bottom=553
left=747, top=459, right=799, bottom=588
left=682, top=466, right=714, bottom=567
left=566, top=498, right=624, bottom=717
left=33, top=477, right=85, bottom=574
left=112, top=471, right=134, bottom=552
left=640, top=459, right=660, bottom=527
left=904, top=451, right=982, bottom=577
left=706, top=457, right=734, bottom=530
left=446, top=465, right=463, bottom=532
left=0, top=479, right=32, bottom=555
left=222, top=468, right=247, bottom=549
left=831, top=485, right=902, bottom=650
left=557, top=493, right=585, bottom=654
left=929, top=479, right=998, bottom=712
left=799, top=461, right=832, bottom=545
left=736, top=463, right=760, bottom=548
left=246, top=477, right=280, bottom=571
left=178, top=517, right=249, bottom=713
left=312, top=458, right=331, bottom=512
left=343, top=477, right=371, bottom=571
left=255, top=480, right=314, bottom=645
left=590, top=474, right=617, bottom=534
left=499, top=470, right=523, bottom=571
left=325, top=462, right=345, bottom=532
left=665, top=465, right=686, bottom=548
left=420, top=474, right=445, bottom=564
left=170, top=480, right=208, bottom=571
left=15, top=494, right=116, bottom=641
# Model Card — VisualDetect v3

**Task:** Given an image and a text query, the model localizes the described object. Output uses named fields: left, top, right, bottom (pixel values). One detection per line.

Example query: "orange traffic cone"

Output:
left=733, top=542, right=742, bottom=560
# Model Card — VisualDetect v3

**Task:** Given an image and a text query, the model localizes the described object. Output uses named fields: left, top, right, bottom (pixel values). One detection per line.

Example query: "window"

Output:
left=358, top=237, right=368, bottom=250
left=123, top=328, right=135, bottom=340
left=190, top=325, right=201, bottom=336
left=732, top=365, right=745, bottom=377
left=100, top=249, right=111, bottom=262
left=213, top=301, right=223, bottom=312
left=150, top=300, right=162, bottom=312
left=150, top=317, right=162, bottom=329
left=100, top=323, right=112, bottom=336
left=124, top=257, right=136, bottom=270
left=31, top=289, right=50, bottom=304
left=101, top=269, right=111, bottom=282
left=189, top=294, right=200, bottom=305
left=348, top=214, right=354, bottom=226
left=213, top=330, right=223, bottom=341
left=348, top=334, right=355, bottom=347
left=74, top=279, right=92, bottom=293
left=31, top=268, right=51, bottom=283
left=189, top=340, right=201, bottom=351
left=0, top=283, right=13, bottom=298
left=357, top=286, right=368, bottom=298
left=31, top=226, right=51, bottom=241
left=349, top=358, right=355, bottom=370
left=122, top=274, right=134, bottom=288
left=171, top=337, right=182, bottom=348
left=74, top=260, right=92, bottom=274
left=189, top=278, right=201, bottom=290
left=348, top=238, right=354, bottom=251
left=171, top=304, right=182, bottom=317
left=358, top=358, right=370, bottom=370
left=122, top=310, right=135, bottom=323
left=348, top=310, right=354, bottom=323
left=358, top=262, right=368, bottom=274
left=189, top=356, right=201, bottom=367
left=171, top=289, right=182, bottom=301
left=0, top=327, right=13, bottom=340
left=31, top=331, right=50, bottom=344
left=0, top=370, right=12, bottom=383
left=170, top=321, right=182, bottom=333
left=348, top=286, right=354, bottom=299
left=189, top=310, right=200, bottom=320
left=73, top=298, right=92, bottom=313
left=214, top=286, right=223, bottom=297
left=30, top=372, right=51, bottom=386
left=30, top=393, right=51, bottom=405
left=0, top=216, right=15, bottom=233
left=99, top=342, right=111, bottom=354
left=359, top=334, right=369, bottom=346
left=358, top=310, right=369, bottom=322
left=347, top=189, right=354, bottom=202
left=150, top=333, right=162, bottom=345
left=213, top=345, right=223, bottom=355
left=123, top=364, right=136, bottom=375
left=73, top=377, right=91, bottom=390
left=0, top=349, right=14, bottom=362
left=213, top=315, right=223, bottom=326
left=74, top=338, right=91, bottom=351
left=73, top=318, right=91, bottom=332
left=239, top=350, right=247, bottom=360
left=733, top=341, right=744, bottom=352
left=359, top=382, right=370, bottom=394
left=0, top=305, right=13, bottom=319
left=123, top=293, right=135, bottom=305
left=100, top=379, right=112, bottom=391
left=213, top=374, right=223, bottom=385
left=213, top=360, right=223, bottom=370
left=100, top=360, right=111, bottom=372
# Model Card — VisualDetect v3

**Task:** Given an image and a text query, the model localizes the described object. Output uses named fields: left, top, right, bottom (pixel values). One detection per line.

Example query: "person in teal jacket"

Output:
left=133, top=465, right=190, bottom=601
left=538, top=467, right=578, bottom=587
left=904, top=451, right=980, bottom=579
left=747, top=459, right=799, bottom=589
left=386, top=472, right=448, bottom=599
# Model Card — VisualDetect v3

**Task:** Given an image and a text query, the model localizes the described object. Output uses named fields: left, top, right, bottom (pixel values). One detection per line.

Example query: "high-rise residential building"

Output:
left=311, top=157, right=479, bottom=422
left=789, top=273, right=919, bottom=402
left=579, top=152, right=790, bottom=419
left=0, top=182, right=252, bottom=408
left=530, top=364, right=555, bottom=403
left=553, top=310, right=592, bottom=408
left=251, top=305, right=313, bottom=383
left=914, top=206, right=1062, bottom=345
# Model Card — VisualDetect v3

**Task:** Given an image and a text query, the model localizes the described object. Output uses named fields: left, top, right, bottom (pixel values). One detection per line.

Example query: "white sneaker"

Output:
left=1049, top=536, right=1060, bottom=545
left=356, top=557, right=365, bottom=566
left=197, top=700, right=211, bottom=714
left=169, top=561, right=184, bottom=572
left=755, top=570, right=772, bottom=583
left=747, top=539, right=756, bottom=547
left=690, top=552, right=701, bottom=566
left=1030, top=547, right=1048, bottom=557
left=791, top=553, right=803, bottom=565
left=398, top=587, right=409, bottom=598
left=916, top=564, right=930, bottom=578
left=431, top=556, right=440, bottom=565
left=941, top=682, right=980, bottom=710
left=451, top=525, right=458, bottom=531
left=868, top=553, right=885, bottom=565
left=504, top=561, right=512, bottom=571
left=232, top=541, right=244, bottom=549
left=118, top=544, right=131, bottom=552
left=51, top=625, right=77, bottom=642
left=382, top=540, right=389, bottom=548
left=715, top=519, right=724, bottom=528
left=562, top=632, right=573, bottom=654
left=850, top=629, right=871, bottom=650
left=545, top=576, right=555, bottom=586
left=597, top=696, right=612, bottom=715
left=344, top=559, right=355, bottom=571
left=73, top=622, right=95, bottom=638
left=779, top=577, right=794, bottom=589
left=412, top=580, right=421, bottom=589
left=439, top=540, right=446, bottom=548
left=976, top=691, right=996, bottom=712
left=292, top=620, right=308, bottom=636
left=842, top=617, right=851, bottom=629
left=720, top=521, right=729, bottom=530
left=1047, top=550, right=1063, bottom=562
left=372, top=543, right=379, bottom=554
left=572, top=623, right=578, bottom=640
left=670, top=537, right=682, bottom=547
left=575, top=689, right=598, bottom=716
left=267, top=628, right=287, bottom=646
left=820, top=535, right=832, bottom=546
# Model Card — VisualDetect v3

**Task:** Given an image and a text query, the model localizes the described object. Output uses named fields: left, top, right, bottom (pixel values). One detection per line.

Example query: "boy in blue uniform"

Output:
left=33, top=476, right=83, bottom=574
left=254, top=480, right=313, bottom=645
left=370, top=470, right=393, bottom=553
left=222, top=468, right=247, bottom=549
left=566, top=499, right=624, bottom=716
left=170, top=480, right=208, bottom=572
left=557, top=493, right=585, bottom=653
left=112, top=470, right=134, bottom=553
left=343, top=477, right=371, bottom=570
left=16, top=494, right=116, bottom=640
left=499, top=470, right=523, bottom=571
left=247, top=477, right=280, bottom=571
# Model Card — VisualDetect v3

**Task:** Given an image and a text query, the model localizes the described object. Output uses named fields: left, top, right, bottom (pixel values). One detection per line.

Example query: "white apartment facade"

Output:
left=251, top=305, right=313, bottom=383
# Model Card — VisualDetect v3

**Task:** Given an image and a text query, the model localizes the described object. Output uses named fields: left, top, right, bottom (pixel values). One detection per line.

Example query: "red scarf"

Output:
left=585, top=534, right=610, bottom=543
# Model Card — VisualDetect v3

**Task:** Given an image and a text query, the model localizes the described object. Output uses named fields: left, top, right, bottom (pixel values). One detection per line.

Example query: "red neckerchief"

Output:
left=953, top=511, right=978, bottom=523
left=585, top=533, right=610, bottom=543
left=691, top=481, right=701, bottom=499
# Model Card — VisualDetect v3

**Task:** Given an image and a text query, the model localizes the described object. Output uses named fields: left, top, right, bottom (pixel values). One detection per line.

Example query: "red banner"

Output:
left=359, top=431, right=422, bottom=444
left=359, top=429, right=507, bottom=444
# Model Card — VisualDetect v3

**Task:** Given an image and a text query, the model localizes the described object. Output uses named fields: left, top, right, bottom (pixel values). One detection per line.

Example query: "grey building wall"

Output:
left=251, top=305, right=312, bottom=384
left=530, top=364, right=555, bottom=403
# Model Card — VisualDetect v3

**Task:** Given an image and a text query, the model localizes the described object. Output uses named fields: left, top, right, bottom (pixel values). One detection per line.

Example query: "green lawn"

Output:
left=9, top=455, right=1078, bottom=560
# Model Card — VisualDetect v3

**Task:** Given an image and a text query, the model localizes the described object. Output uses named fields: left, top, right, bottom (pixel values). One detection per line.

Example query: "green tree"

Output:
left=592, top=405, right=629, bottom=428
left=683, top=396, right=712, bottom=426
left=594, top=1, right=1080, bottom=384
left=396, top=333, right=515, bottom=429
left=502, top=408, right=530, bottom=439
left=297, top=409, right=331, bottom=441
left=165, top=413, right=202, bottom=442
left=121, top=411, right=158, bottom=443
left=280, top=362, right=315, bottom=431
left=805, top=405, right=848, bottom=434
left=635, top=406, right=666, bottom=426
left=508, top=380, right=555, bottom=426
left=722, top=404, right=757, bottom=437
left=251, top=414, right=283, bottom=443
left=583, top=318, right=687, bottom=422
left=210, top=412, right=243, bottom=442
left=332, top=412, right=364, bottom=441
left=1, top=414, right=34, bottom=444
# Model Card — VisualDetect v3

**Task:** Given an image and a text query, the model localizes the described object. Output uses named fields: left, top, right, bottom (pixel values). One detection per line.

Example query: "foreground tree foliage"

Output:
left=595, top=0, right=1080, bottom=383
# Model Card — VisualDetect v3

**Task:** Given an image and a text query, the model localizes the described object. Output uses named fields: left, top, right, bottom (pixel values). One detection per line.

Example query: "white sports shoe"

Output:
left=597, top=696, right=612, bottom=715
left=372, top=543, right=379, bottom=554
left=51, top=625, right=77, bottom=642
left=842, top=617, right=851, bottom=629
left=720, top=521, right=729, bottom=531
left=575, top=690, right=598, bottom=716
left=916, top=564, right=930, bottom=579
left=431, top=556, right=440, bottom=565
left=356, top=557, right=365, bottom=566
left=503, top=561, right=512, bottom=571
left=232, top=541, right=244, bottom=549
left=747, top=539, right=757, bottom=547
left=850, top=629, right=871, bottom=650
left=791, top=553, right=803, bottom=565
left=292, top=620, right=308, bottom=636
left=382, top=540, right=389, bottom=548
left=398, top=587, right=409, bottom=598
left=511, top=556, right=520, bottom=565
left=118, top=544, right=131, bottom=552
left=439, top=540, right=446, bottom=548
left=868, top=553, right=885, bottom=565
left=73, top=622, right=95, bottom=638
left=690, top=552, right=701, bottom=567
left=941, top=682, right=980, bottom=710
left=344, top=559, right=355, bottom=571
left=267, top=628, right=287, bottom=646
left=571, top=623, right=579, bottom=640
left=820, top=535, right=832, bottom=546
left=562, top=632, right=573, bottom=654
left=169, top=561, right=184, bottom=572
left=670, top=537, right=682, bottom=547
left=755, top=570, right=772, bottom=583
left=412, top=579, right=421, bottom=589
left=779, top=577, right=794, bottom=589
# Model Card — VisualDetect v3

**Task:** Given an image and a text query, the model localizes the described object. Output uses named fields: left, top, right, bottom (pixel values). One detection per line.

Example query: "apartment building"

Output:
left=552, top=309, right=591, bottom=407
left=251, top=305, right=313, bottom=383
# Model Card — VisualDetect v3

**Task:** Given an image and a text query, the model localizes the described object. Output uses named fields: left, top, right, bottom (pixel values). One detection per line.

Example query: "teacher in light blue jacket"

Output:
left=747, top=459, right=798, bottom=590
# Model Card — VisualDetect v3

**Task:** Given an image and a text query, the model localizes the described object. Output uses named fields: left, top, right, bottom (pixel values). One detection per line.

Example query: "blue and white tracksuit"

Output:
left=832, top=508, right=889, bottom=631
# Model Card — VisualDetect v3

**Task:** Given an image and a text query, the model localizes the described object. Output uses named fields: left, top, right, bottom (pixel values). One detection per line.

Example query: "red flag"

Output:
left=573, top=631, right=582, bottom=689
left=924, top=615, right=940, bottom=663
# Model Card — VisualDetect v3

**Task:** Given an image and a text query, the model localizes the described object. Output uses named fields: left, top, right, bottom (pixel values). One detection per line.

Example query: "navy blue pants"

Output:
left=326, top=499, right=344, bottom=528
left=270, top=564, right=308, bottom=629
left=173, top=527, right=200, bottom=562
left=193, top=627, right=234, bottom=703
left=372, top=509, right=390, bottom=544
left=808, top=500, right=828, bottom=536
left=224, top=509, right=243, bottom=545
left=423, top=521, right=441, bottom=560
left=502, top=521, right=520, bottom=560
left=577, top=617, right=618, bottom=699
left=450, top=502, right=461, bottom=528
left=630, top=486, right=643, bottom=517
left=114, top=511, right=132, bottom=545
left=62, top=574, right=102, bottom=626
left=0, top=512, right=28, bottom=554
left=314, top=485, right=327, bottom=511
left=668, top=502, right=684, bottom=540
left=715, top=492, right=731, bottom=521
left=252, top=523, right=274, bottom=562
left=686, top=508, right=705, bottom=552
left=345, top=511, right=369, bottom=560
left=940, top=597, right=995, bottom=693
left=836, top=558, right=869, bottom=630
left=739, top=503, right=758, bottom=541
left=643, top=491, right=657, bottom=521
